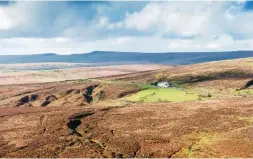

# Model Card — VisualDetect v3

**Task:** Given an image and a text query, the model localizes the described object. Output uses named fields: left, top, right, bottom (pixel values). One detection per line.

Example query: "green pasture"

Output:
left=125, top=87, right=199, bottom=102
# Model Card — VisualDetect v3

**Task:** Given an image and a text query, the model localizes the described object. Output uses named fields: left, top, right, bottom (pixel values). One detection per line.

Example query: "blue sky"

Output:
left=0, top=1, right=253, bottom=54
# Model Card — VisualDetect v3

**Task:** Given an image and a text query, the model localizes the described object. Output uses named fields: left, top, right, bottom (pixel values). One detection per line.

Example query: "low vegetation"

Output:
left=125, top=87, right=199, bottom=102
left=237, top=116, right=253, bottom=124
left=1, top=58, right=253, bottom=157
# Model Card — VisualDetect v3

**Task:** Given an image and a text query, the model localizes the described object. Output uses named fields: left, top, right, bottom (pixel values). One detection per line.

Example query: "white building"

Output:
left=157, top=82, right=172, bottom=88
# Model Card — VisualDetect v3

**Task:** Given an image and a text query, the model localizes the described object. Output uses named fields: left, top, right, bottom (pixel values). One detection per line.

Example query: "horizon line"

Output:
left=0, top=50, right=253, bottom=56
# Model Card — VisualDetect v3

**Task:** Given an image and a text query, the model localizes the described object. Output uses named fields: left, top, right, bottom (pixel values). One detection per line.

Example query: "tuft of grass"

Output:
left=180, top=133, right=217, bottom=157
left=89, top=139, right=105, bottom=149
left=198, top=92, right=212, bottom=99
left=237, top=116, right=253, bottom=124
left=140, top=84, right=156, bottom=90
left=182, top=144, right=194, bottom=158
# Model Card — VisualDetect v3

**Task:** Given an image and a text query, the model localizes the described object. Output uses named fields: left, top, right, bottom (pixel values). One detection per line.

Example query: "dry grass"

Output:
left=0, top=64, right=170, bottom=85
left=1, top=58, right=253, bottom=157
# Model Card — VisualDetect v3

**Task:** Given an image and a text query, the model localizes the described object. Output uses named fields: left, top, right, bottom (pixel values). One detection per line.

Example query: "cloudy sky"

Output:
left=0, top=1, right=253, bottom=54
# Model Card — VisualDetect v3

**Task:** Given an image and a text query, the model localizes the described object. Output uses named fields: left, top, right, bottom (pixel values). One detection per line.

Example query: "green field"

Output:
left=125, top=87, right=199, bottom=102
left=234, top=89, right=253, bottom=96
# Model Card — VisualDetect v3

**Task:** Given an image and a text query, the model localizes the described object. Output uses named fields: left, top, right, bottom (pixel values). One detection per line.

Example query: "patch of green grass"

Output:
left=197, top=92, right=212, bottom=99
left=181, top=144, right=194, bottom=158
left=181, top=133, right=217, bottom=157
left=92, top=90, right=105, bottom=103
left=234, top=89, right=253, bottom=97
left=196, top=133, right=216, bottom=145
left=169, top=80, right=185, bottom=86
left=237, top=116, right=253, bottom=124
left=125, top=87, right=199, bottom=102
left=140, top=84, right=157, bottom=90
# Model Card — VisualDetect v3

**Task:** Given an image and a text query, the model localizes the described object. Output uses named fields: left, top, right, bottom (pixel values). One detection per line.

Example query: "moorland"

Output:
left=0, top=58, right=253, bottom=157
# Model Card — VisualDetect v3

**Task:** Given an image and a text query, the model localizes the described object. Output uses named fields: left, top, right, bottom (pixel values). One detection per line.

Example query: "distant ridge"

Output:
left=0, top=50, right=253, bottom=65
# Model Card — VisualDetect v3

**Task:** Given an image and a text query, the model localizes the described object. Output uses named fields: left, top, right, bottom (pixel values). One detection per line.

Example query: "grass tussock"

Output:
left=237, top=116, right=253, bottom=124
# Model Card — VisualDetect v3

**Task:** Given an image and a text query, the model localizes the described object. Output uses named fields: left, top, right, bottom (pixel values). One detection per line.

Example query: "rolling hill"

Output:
left=0, top=58, right=253, bottom=157
left=0, top=50, right=253, bottom=65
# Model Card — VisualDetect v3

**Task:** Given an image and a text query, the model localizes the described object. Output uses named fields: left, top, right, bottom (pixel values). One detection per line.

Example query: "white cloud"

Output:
left=0, top=9, right=14, bottom=30
left=124, top=3, right=161, bottom=31
left=0, top=34, right=252, bottom=54
left=0, top=1, right=253, bottom=54
left=0, top=2, right=28, bottom=30
left=119, top=1, right=253, bottom=38
left=120, top=2, right=220, bottom=37
left=0, top=1, right=84, bottom=38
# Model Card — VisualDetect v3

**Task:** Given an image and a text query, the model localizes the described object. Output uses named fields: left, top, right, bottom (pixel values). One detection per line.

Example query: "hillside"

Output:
left=0, top=64, right=170, bottom=85
left=0, top=58, right=253, bottom=157
left=1, top=50, right=253, bottom=65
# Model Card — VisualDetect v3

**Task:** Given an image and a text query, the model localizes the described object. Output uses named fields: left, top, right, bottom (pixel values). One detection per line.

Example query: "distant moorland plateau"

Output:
left=1, top=50, right=253, bottom=65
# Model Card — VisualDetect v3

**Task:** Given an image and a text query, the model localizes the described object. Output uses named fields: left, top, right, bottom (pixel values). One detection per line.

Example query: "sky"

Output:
left=0, top=1, right=253, bottom=55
